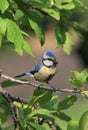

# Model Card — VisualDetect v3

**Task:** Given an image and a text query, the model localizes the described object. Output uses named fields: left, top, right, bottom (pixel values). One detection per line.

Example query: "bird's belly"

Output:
left=34, top=66, right=57, bottom=82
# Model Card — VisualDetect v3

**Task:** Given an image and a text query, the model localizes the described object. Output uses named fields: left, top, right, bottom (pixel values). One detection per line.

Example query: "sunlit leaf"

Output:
left=67, top=120, right=79, bottom=130
left=79, top=111, right=88, bottom=130
left=60, top=2, right=75, bottom=10
left=81, top=68, right=88, bottom=83
left=6, top=19, right=24, bottom=55
left=70, top=68, right=88, bottom=88
left=28, top=108, right=55, bottom=120
left=42, top=8, right=60, bottom=20
left=0, top=18, right=6, bottom=35
left=0, top=0, right=9, bottom=13
left=63, top=32, right=73, bottom=55
left=81, top=91, right=88, bottom=98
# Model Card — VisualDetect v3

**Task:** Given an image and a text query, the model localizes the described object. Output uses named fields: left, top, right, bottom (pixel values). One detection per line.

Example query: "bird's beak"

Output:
left=54, top=59, right=58, bottom=65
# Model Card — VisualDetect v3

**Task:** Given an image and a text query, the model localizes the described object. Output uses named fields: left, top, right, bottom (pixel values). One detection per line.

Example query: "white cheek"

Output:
left=43, top=60, right=53, bottom=66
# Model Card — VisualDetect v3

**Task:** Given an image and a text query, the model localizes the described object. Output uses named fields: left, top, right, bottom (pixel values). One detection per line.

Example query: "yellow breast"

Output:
left=34, top=66, right=57, bottom=82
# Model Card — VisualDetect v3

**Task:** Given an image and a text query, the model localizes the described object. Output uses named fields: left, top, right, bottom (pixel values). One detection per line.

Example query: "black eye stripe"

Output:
left=43, top=58, right=54, bottom=61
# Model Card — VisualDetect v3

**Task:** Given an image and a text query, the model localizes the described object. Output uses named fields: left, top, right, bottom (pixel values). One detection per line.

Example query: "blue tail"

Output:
left=15, top=72, right=31, bottom=78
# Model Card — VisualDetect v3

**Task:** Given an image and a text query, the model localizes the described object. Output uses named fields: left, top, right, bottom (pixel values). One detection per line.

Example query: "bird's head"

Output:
left=42, top=51, right=58, bottom=67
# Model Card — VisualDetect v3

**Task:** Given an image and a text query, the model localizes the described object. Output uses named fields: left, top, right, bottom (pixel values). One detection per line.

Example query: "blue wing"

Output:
left=15, top=63, right=43, bottom=78
left=30, top=63, right=43, bottom=75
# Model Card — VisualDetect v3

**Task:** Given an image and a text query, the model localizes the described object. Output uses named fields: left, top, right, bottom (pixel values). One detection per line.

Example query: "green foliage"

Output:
left=28, top=9, right=45, bottom=45
left=0, top=0, right=87, bottom=55
left=70, top=68, right=88, bottom=88
left=79, top=111, right=88, bottom=130
left=0, top=68, right=88, bottom=129
left=0, top=0, right=88, bottom=130
left=55, top=24, right=73, bottom=54
left=67, top=120, right=79, bottom=130
left=57, top=95, right=77, bottom=111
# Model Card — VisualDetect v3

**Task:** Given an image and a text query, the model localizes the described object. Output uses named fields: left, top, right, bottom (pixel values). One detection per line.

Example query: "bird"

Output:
left=15, top=51, right=58, bottom=84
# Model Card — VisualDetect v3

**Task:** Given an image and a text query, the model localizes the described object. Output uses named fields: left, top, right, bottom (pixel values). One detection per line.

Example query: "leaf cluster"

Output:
left=0, top=0, right=87, bottom=55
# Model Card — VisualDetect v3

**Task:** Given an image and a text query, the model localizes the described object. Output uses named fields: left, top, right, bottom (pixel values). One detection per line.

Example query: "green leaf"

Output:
left=81, top=91, right=88, bottom=98
left=69, top=71, right=82, bottom=87
left=33, top=88, right=52, bottom=105
left=0, top=0, right=9, bottom=13
left=58, top=95, right=77, bottom=111
left=28, top=9, right=45, bottom=45
left=74, top=0, right=87, bottom=12
left=53, top=114, right=67, bottom=130
left=0, top=17, right=6, bottom=46
left=56, top=24, right=73, bottom=54
left=60, top=2, right=75, bottom=10
left=0, top=34, right=2, bottom=47
left=26, top=0, right=47, bottom=7
left=55, top=23, right=66, bottom=47
left=29, top=122, right=46, bottom=130
left=0, top=113, right=8, bottom=124
left=58, top=112, right=71, bottom=122
left=23, top=107, right=32, bottom=118
left=6, top=19, right=24, bottom=55
left=28, top=96, right=37, bottom=107
left=13, top=101, right=23, bottom=109
left=81, top=68, right=88, bottom=84
left=70, top=68, right=88, bottom=88
left=0, top=17, right=6, bottom=35
left=15, top=9, right=25, bottom=21
left=42, top=8, right=60, bottom=20
left=43, top=123, right=51, bottom=130
left=19, top=118, right=26, bottom=130
left=79, top=111, right=88, bottom=130
left=21, top=30, right=30, bottom=38
left=1, top=80, right=21, bottom=88
left=63, top=32, right=73, bottom=55
left=28, top=108, right=55, bottom=120
left=41, top=95, right=58, bottom=109
left=28, top=89, right=52, bottom=108
left=67, top=120, right=79, bottom=130
left=63, top=0, right=72, bottom=2
left=23, top=41, right=34, bottom=57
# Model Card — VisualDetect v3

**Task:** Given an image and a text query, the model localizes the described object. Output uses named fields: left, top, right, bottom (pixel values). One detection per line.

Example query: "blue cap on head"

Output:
left=43, top=51, right=55, bottom=60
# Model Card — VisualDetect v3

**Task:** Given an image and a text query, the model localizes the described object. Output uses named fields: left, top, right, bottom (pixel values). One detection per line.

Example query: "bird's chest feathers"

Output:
left=34, top=66, right=57, bottom=82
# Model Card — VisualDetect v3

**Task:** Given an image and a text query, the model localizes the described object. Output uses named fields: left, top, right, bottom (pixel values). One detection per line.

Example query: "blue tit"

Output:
left=15, top=51, right=58, bottom=84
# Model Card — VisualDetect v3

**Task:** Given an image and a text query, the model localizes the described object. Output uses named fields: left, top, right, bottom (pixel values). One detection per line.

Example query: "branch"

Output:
left=0, top=71, right=81, bottom=93
left=0, top=86, right=28, bottom=129
left=48, top=121, right=57, bottom=130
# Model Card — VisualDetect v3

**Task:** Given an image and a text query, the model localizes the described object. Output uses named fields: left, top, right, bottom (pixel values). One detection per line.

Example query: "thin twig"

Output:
left=0, top=73, right=81, bottom=93
left=48, top=121, right=57, bottom=130
left=1, top=89, right=19, bottom=129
